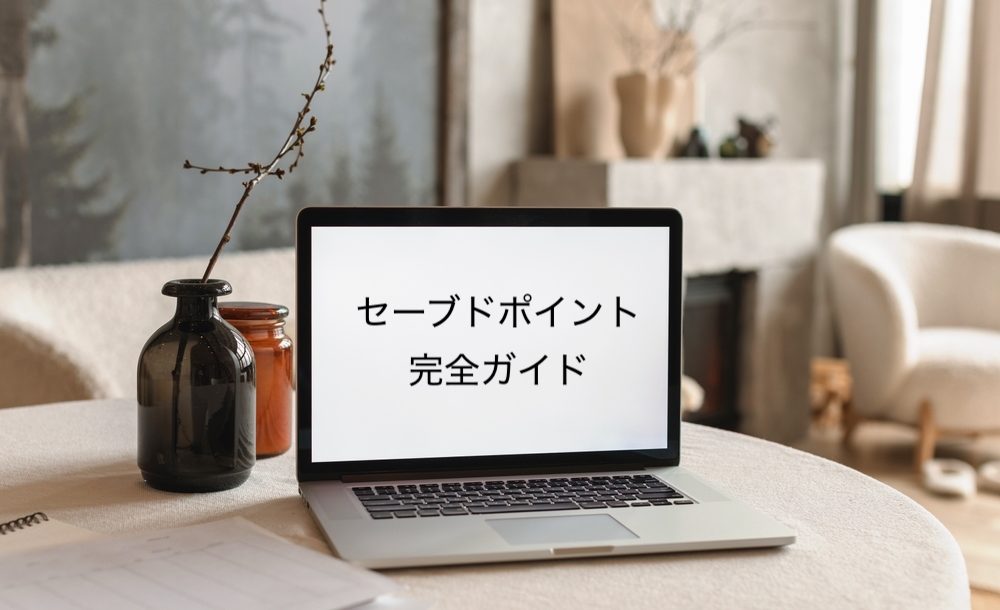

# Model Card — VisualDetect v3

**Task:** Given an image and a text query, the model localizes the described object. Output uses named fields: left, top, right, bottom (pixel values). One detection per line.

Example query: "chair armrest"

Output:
left=827, top=241, right=918, bottom=416
left=0, top=317, right=107, bottom=409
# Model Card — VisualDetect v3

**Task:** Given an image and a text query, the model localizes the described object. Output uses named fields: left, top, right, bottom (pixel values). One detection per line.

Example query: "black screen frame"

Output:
left=296, top=207, right=684, bottom=481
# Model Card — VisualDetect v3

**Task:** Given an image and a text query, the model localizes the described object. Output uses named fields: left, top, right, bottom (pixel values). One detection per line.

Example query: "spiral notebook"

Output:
left=0, top=512, right=101, bottom=556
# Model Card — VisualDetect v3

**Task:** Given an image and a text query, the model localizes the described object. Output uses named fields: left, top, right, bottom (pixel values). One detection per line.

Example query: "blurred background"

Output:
left=3, top=0, right=440, bottom=264
left=7, top=1, right=990, bottom=264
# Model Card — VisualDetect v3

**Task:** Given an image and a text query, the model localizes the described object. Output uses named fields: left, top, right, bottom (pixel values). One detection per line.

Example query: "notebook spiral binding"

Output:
left=0, top=512, right=49, bottom=535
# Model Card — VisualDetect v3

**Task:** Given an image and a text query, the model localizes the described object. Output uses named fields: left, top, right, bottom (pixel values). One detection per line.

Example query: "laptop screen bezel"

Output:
left=295, top=207, right=683, bottom=481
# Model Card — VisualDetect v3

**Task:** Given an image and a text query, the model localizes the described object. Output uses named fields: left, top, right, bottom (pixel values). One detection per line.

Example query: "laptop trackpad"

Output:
left=487, top=514, right=638, bottom=545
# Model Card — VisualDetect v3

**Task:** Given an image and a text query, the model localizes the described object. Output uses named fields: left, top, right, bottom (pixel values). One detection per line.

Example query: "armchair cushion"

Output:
left=892, top=328, right=1000, bottom=430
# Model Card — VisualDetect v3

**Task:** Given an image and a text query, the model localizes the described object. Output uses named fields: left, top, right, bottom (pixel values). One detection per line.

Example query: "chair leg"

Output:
left=915, top=400, right=937, bottom=472
left=841, top=398, right=860, bottom=446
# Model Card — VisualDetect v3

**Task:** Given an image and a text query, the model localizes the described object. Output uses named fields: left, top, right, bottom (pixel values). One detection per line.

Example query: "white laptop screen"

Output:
left=309, top=225, right=671, bottom=463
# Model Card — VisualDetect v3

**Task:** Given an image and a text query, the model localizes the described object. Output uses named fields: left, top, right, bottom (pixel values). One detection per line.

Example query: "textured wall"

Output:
left=468, top=0, right=552, bottom=206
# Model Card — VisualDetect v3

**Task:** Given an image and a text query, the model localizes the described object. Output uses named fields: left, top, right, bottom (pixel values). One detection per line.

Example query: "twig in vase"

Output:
left=603, top=0, right=812, bottom=78
left=596, top=0, right=656, bottom=71
left=677, top=17, right=811, bottom=75
left=183, top=0, right=336, bottom=283
left=652, top=0, right=701, bottom=74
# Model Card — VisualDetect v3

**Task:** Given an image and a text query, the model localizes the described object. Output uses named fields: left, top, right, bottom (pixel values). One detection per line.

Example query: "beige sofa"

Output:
left=0, top=249, right=294, bottom=409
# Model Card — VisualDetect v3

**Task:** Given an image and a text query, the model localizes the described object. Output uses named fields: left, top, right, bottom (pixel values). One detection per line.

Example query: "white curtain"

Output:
left=906, top=0, right=1000, bottom=227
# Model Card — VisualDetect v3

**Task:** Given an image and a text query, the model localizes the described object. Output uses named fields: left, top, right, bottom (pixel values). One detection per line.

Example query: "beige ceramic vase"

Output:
left=615, top=72, right=683, bottom=158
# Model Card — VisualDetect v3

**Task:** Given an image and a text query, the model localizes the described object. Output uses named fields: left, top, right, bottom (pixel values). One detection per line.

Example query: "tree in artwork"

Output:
left=361, top=88, right=409, bottom=205
left=28, top=96, right=126, bottom=265
left=358, top=0, right=435, bottom=205
left=328, top=153, right=352, bottom=204
left=10, top=0, right=127, bottom=265
left=0, top=0, right=31, bottom=266
left=224, top=0, right=298, bottom=150
left=50, top=0, right=234, bottom=260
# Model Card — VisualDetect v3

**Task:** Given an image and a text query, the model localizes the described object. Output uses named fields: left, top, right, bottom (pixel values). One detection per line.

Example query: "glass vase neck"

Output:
left=174, top=296, right=219, bottom=321
left=162, top=279, right=232, bottom=322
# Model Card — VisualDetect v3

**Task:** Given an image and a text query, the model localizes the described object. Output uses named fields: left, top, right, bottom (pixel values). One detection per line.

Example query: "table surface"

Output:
left=0, top=399, right=969, bottom=609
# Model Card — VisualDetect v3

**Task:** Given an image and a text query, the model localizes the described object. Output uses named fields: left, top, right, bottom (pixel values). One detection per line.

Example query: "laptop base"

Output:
left=301, top=466, right=794, bottom=569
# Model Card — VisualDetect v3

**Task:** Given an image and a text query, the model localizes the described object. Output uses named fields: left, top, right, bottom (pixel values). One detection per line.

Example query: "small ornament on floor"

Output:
left=922, top=459, right=976, bottom=498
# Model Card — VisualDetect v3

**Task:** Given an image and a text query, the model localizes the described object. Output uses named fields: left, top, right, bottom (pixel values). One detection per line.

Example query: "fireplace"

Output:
left=682, top=273, right=748, bottom=431
left=514, top=158, right=823, bottom=442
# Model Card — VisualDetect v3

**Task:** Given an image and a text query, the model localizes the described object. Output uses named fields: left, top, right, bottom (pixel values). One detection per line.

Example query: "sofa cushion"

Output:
left=0, top=249, right=294, bottom=408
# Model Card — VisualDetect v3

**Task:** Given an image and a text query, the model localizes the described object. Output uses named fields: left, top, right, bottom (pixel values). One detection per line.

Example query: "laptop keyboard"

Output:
left=352, top=474, right=695, bottom=519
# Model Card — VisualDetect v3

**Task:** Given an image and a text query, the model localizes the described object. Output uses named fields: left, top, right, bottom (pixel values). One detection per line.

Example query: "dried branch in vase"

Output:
left=183, top=0, right=336, bottom=282
left=603, top=0, right=811, bottom=77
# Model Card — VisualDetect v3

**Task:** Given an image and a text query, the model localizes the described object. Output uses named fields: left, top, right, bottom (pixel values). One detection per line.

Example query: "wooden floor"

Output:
left=974, top=590, right=1000, bottom=610
left=794, top=421, right=1000, bottom=608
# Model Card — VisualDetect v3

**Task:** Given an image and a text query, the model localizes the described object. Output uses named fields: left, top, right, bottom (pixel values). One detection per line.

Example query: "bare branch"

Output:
left=599, top=0, right=809, bottom=78
left=680, top=17, right=811, bottom=75
left=651, top=0, right=702, bottom=73
left=190, top=0, right=335, bottom=282
left=596, top=0, right=653, bottom=70
left=681, top=0, right=703, bottom=33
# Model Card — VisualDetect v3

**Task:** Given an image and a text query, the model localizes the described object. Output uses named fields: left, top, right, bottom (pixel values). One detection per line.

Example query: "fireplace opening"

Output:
left=682, top=272, right=749, bottom=431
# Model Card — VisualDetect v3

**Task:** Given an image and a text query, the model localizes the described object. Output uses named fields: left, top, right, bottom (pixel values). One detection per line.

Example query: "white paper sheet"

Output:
left=0, top=518, right=396, bottom=610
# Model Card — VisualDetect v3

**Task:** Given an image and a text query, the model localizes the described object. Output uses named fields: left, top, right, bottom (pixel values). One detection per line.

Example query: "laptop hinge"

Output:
left=340, top=463, right=648, bottom=483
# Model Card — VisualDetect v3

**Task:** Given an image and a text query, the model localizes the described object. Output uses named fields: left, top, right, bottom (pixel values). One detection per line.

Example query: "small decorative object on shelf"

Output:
left=719, top=116, right=776, bottom=159
left=718, top=134, right=749, bottom=159
left=137, top=280, right=256, bottom=492
left=136, top=0, right=335, bottom=492
left=678, top=126, right=710, bottom=158
left=220, top=302, right=293, bottom=458
left=738, top=116, right=776, bottom=158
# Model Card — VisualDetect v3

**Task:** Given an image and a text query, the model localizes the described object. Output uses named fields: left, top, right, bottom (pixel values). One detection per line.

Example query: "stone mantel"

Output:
left=514, top=158, right=825, bottom=276
left=512, top=158, right=827, bottom=443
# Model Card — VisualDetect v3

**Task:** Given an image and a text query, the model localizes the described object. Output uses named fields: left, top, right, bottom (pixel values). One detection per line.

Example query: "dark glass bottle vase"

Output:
left=137, top=280, right=256, bottom=492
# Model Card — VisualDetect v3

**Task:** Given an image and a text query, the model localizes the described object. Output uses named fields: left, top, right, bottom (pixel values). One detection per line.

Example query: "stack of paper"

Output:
left=0, top=518, right=404, bottom=610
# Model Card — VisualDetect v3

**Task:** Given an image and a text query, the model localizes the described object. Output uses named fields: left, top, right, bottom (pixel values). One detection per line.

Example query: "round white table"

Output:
left=0, top=399, right=969, bottom=609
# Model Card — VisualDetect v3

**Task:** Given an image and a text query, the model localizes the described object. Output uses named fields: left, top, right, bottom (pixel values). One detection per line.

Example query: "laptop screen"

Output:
left=308, top=224, right=672, bottom=464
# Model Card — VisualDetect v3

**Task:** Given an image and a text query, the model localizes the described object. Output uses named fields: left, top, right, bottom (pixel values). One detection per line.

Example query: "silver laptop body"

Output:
left=296, top=207, right=794, bottom=569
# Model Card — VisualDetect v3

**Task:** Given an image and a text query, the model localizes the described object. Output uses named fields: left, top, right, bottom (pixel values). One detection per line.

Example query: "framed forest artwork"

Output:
left=0, top=0, right=450, bottom=266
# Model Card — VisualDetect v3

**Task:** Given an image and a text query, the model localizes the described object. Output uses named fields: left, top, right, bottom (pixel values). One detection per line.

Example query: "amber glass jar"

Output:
left=219, top=302, right=292, bottom=458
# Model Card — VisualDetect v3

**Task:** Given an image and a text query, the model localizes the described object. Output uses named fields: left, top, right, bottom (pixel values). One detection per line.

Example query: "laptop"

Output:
left=296, top=206, right=794, bottom=569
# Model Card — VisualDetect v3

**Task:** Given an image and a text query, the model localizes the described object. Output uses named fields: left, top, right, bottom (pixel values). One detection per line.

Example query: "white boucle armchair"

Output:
left=827, top=222, right=1000, bottom=468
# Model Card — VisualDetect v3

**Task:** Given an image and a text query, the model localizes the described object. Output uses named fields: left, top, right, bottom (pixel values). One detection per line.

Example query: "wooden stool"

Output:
left=810, top=358, right=853, bottom=431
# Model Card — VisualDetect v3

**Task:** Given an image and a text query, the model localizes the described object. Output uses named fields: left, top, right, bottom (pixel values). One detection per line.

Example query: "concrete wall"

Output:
left=467, top=0, right=846, bottom=210
left=467, top=0, right=551, bottom=206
